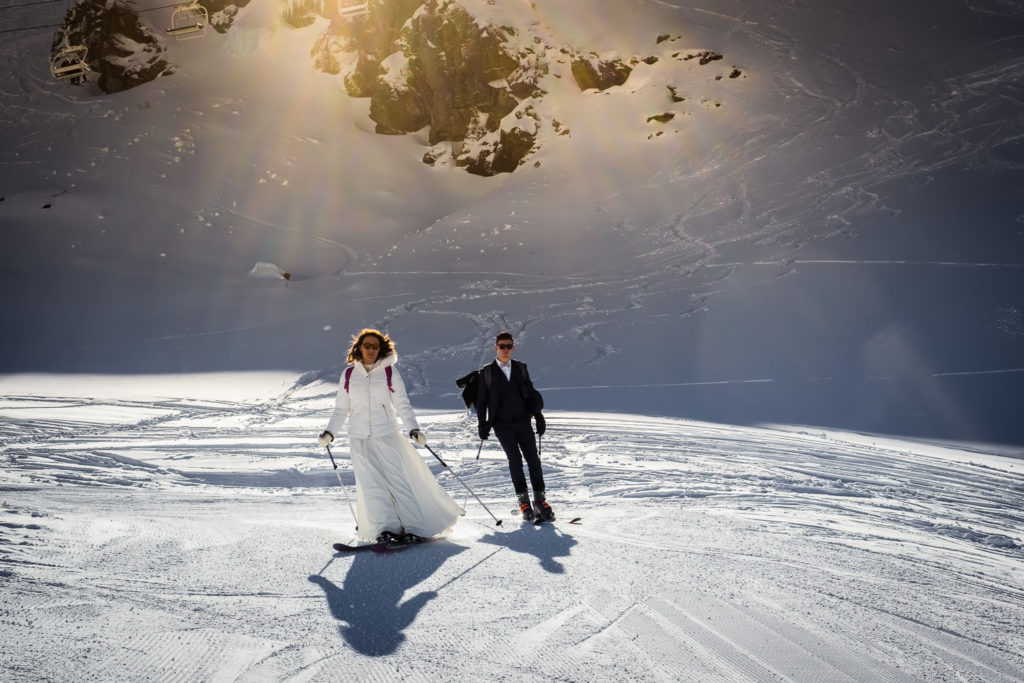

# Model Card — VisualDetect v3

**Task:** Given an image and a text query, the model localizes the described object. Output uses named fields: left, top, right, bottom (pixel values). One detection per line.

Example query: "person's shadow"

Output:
left=478, top=522, right=577, bottom=573
left=308, top=541, right=466, bottom=656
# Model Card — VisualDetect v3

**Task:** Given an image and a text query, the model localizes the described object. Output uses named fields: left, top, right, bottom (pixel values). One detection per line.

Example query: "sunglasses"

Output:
left=497, top=343, right=514, bottom=350
left=361, top=342, right=380, bottom=350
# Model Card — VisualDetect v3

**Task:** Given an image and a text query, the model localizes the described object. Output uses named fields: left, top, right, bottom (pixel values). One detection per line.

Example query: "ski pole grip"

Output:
left=326, top=443, right=339, bottom=469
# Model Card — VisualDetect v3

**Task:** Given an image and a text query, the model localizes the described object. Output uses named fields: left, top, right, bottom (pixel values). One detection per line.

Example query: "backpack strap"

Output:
left=516, top=361, right=529, bottom=384
left=514, top=360, right=542, bottom=412
left=345, top=364, right=394, bottom=393
left=483, top=364, right=492, bottom=387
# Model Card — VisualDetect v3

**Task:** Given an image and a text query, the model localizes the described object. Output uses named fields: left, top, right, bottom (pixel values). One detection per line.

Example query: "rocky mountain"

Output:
left=312, top=0, right=743, bottom=176
left=53, top=0, right=741, bottom=174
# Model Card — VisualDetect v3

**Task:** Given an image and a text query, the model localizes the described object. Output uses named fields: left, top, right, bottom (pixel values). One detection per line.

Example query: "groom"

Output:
left=475, top=332, right=554, bottom=522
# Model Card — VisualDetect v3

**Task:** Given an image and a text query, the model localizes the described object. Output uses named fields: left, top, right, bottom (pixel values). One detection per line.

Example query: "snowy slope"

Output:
left=2, top=0, right=1022, bottom=443
left=2, top=1, right=1024, bottom=679
left=1, top=377, right=1022, bottom=680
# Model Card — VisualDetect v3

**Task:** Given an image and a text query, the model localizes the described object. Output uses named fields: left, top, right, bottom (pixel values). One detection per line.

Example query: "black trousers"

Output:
left=494, top=420, right=545, bottom=496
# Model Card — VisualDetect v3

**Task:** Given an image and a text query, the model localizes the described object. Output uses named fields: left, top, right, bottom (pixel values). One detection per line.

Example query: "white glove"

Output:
left=409, top=429, right=427, bottom=446
left=318, top=430, right=334, bottom=447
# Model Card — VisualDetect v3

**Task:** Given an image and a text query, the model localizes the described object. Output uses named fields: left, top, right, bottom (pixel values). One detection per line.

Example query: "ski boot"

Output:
left=400, top=533, right=427, bottom=545
left=517, top=491, right=535, bottom=522
left=376, top=530, right=403, bottom=545
left=533, top=490, right=555, bottom=522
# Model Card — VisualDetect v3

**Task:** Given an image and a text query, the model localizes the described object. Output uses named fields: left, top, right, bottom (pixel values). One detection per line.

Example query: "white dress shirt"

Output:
left=497, top=359, right=512, bottom=380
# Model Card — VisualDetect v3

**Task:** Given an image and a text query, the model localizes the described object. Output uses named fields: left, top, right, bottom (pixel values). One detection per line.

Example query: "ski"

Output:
left=370, top=537, right=434, bottom=554
left=332, top=541, right=386, bottom=553
left=512, top=510, right=581, bottom=525
left=534, top=516, right=581, bottom=526
left=332, top=536, right=436, bottom=554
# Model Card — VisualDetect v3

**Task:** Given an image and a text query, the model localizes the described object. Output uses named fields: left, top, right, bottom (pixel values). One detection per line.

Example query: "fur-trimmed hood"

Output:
left=353, top=352, right=398, bottom=373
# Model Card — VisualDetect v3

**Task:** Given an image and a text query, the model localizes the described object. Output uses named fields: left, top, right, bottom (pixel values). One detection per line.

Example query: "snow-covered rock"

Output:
left=310, top=0, right=740, bottom=175
left=52, top=0, right=172, bottom=93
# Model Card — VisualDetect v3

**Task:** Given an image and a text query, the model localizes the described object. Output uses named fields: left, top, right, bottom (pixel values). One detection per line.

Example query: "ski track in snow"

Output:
left=1, top=383, right=1023, bottom=681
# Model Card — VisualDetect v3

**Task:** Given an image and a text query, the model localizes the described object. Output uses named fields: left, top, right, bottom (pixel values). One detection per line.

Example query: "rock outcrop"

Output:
left=50, top=0, right=740, bottom=175
left=206, top=0, right=253, bottom=34
left=570, top=53, right=633, bottom=92
left=52, top=0, right=172, bottom=93
left=51, top=0, right=251, bottom=93
left=315, top=0, right=546, bottom=176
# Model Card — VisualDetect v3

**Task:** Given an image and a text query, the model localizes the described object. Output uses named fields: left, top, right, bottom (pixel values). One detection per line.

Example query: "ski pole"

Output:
left=326, top=443, right=358, bottom=527
left=421, top=442, right=502, bottom=526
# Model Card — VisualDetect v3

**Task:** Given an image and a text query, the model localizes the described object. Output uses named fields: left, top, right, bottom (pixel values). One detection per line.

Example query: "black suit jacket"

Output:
left=475, top=359, right=543, bottom=429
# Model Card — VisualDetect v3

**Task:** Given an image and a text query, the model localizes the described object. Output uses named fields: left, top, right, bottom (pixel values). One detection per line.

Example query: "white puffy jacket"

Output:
left=325, top=353, right=420, bottom=439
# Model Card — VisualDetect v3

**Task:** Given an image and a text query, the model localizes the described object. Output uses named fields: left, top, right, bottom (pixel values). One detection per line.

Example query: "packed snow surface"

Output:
left=1, top=375, right=1023, bottom=680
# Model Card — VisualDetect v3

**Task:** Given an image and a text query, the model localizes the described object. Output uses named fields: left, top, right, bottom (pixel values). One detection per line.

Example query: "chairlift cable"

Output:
left=0, top=0, right=62, bottom=10
left=0, top=21, right=59, bottom=32
left=0, top=0, right=183, bottom=33
left=1, top=0, right=202, bottom=37
left=137, top=2, right=190, bottom=14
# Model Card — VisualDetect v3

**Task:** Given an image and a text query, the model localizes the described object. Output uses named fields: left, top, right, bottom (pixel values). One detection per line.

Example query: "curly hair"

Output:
left=347, top=328, right=394, bottom=364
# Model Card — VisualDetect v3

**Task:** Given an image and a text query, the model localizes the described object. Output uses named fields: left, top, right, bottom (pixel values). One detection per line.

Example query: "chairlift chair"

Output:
left=167, top=0, right=208, bottom=40
left=339, top=1, right=369, bottom=18
left=50, top=37, right=90, bottom=81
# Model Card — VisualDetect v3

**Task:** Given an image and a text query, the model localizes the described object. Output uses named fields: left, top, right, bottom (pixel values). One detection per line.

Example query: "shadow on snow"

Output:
left=477, top=522, right=578, bottom=574
left=308, top=540, right=467, bottom=656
